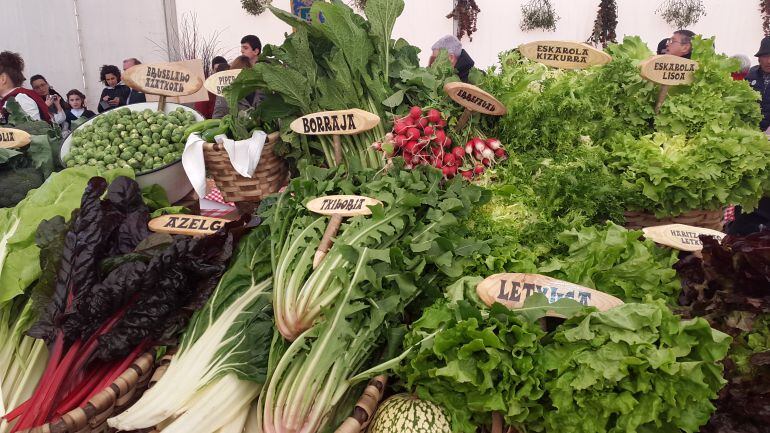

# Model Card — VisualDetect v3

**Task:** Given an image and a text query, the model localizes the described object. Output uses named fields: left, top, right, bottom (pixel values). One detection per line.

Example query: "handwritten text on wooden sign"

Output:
left=476, top=273, right=624, bottom=313
left=306, top=195, right=382, bottom=217
left=641, top=55, right=699, bottom=86
left=0, top=127, right=31, bottom=149
left=443, top=82, right=506, bottom=116
left=642, top=224, right=725, bottom=252
left=290, top=109, right=380, bottom=136
left=123, top=62, right=204, bottom=97
left=148, top=214, right=229, bottom=236
left=203, top=69, right=242, bottom=97
left=519, top=41, right=612, bottom=69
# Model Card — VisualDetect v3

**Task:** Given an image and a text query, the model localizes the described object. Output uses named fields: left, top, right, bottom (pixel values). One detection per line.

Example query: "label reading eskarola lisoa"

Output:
left=641, top=55, right=699, bottom=86
left=289, top=109, right=380, bottom=136
left=518, top=40, right=612, bottom=69
left=0, top=127, right=31, bottom=149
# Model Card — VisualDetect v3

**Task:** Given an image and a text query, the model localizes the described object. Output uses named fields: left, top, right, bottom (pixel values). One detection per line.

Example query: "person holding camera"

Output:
left=98, top=64, right=130, bottom=113
left=31, top=75, right=68, bottom=127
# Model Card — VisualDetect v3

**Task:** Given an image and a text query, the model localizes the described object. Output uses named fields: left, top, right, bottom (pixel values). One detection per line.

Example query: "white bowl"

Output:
left=61, top=102, right=203, bottom=203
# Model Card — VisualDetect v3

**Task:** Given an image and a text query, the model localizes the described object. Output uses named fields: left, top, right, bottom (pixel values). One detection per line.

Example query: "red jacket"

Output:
left=1, top=87, right=52, bottom=122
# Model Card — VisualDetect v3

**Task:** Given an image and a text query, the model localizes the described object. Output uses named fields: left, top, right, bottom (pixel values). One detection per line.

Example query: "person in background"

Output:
left=30, top=75, right=68, bottom=127
left=665, top=30, right=695, bottom=59
left=64, top=89, right=95, bottom=132
left=724, top=37, right=770, bottom=235
left=122, top=58, right=146, bottom=104
left=98, top=65, right=130, bottom=113
left=195, top=57, right=231, bottom=119
left=656, top=38, right=669, bottom=55
left=0, top=51, right=50, bottom=122
left=731, top=54, right=752, bottom=81
left=240, top=35, right=262, bottom=66
left=212, top=56, right=263, bottom=119
left=429, top=35, right=475, bottom=83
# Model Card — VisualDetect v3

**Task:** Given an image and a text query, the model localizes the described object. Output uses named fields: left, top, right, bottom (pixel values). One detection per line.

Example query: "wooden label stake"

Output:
left=476, top=273, right=623, bottom=317
left=123, top=61, right=204, bottom=113
left=640, top=55, right=699, bottom=114
left=642, top=223, right=725, bottom=252
left=0, top=127, right=32, bottom=149
left=306, top=195, right=382, bottom=268
left=519, top=40, right=612, bottom=69
left=203, top=69, right=243, bottom=97
left=443, top=82, right=506, bottom=132
left=148, top=214, right=230, bottom=236
left=290, top=108, right=380, bottom=166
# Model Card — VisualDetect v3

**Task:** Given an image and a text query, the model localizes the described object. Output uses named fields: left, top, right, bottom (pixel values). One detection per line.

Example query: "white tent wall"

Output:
left=174, top=0, right=765, bottom=69
left=4, top=0, right=172, bottom=112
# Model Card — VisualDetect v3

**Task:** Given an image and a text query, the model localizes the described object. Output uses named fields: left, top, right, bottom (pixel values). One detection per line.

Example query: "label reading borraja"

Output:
left=123, top=62, right=204, bottom=97
left=519, top=40, right=612, bottom=70
left=290, top=109, right=380, bottom=136
left=641, top=55, right=699, bottom=86
left=642, top=224, right=725, bottom=252
left=305, top=195, right=383, bottom=217
left=0, top=127, right=31, bottom=149
left=443, top=82, right=506, bottom=116
left=476, top=273, right=623, bottom=314
left=148, top=214, right=229, bottom=236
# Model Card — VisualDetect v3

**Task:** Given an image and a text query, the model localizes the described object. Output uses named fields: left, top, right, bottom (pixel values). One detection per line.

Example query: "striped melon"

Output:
left=367, top=394, right=452, bottom=433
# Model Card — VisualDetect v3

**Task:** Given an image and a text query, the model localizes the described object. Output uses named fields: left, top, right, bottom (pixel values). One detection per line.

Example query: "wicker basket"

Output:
left=17, top=352, right=156, bottom=433
left=624, top=209, right=724, bottom=231
left=202, top=132, right=289, bottom=203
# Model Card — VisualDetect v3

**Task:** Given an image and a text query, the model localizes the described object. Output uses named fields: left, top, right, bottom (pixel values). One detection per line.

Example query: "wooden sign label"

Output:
left=476, top=273, right=623, bottom=313
left=641, top=55, right=698, bottom=85
left=123, top=62, right=204, bottom=97
left=0, top=127, right=31, bottom=149
left=290, top=109, right=380, bottom=136
left=642, top=224, right=725, bottom=252
left=203, top=69, right=242, bottom=97
left=306, top=195, right=382, bottom=217
left=148, top=214, right=229, bottom=236
left=443, top=82, right=506, bottom=116
left=519, top=41, right=612, bottom=69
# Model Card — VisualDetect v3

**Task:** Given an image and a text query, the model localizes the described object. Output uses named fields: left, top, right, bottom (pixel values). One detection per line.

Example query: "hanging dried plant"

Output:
left=761, top=0, right=770, bottom=36
left=241, top=0, right=273, bottom=16
left=447, top=0, right=481, bottom=41
left=588, top=0, right=618, bottom=47
left=349, top=0, right=367, bottom=11
left=656, top=0, right=706, bottom=29
left=520, top=0, right=560, bottom=32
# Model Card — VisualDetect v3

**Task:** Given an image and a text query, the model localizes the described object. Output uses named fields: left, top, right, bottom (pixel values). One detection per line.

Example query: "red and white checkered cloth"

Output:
left=203, top=187, right=235, bottom=207
left=724, top=205, right=736, bottom=224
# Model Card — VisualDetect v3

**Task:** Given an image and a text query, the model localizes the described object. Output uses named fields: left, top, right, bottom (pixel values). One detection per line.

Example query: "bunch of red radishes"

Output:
left=373, top=106, right=507, bottom=180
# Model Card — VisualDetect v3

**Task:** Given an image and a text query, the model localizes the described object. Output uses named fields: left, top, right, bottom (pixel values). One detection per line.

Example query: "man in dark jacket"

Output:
left=122, top=58, right=147, bottom=104
left=746, top=36, right=770, bottom=131
left=429, top=35, right=475, bottom=83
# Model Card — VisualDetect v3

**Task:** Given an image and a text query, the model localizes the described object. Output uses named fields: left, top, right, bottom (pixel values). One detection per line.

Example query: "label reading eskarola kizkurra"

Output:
left=518, top=40, right=612, bottom=70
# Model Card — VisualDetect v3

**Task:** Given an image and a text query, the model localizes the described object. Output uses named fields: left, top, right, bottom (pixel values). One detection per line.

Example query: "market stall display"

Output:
left=3, top=0, right=770, bottom=431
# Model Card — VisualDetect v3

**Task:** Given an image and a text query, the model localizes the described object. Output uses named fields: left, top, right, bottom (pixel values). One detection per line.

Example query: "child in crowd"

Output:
left=98, top=65, right=130, bottom=113
left=64, top=89, right=95, bottom=132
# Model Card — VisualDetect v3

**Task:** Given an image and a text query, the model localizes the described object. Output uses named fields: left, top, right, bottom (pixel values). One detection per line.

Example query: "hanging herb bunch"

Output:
left=588, top=0, right=618, bottom=47
left=447, top=0, right=481, bottom=41
left=349, top=0, right=367, bottom=11
left=762, top=0, right=770, bottom=36
left=241, top=0, right=272, bottom=16
left=656, top=0, right=706, bottom=29
left=520, top=0, right=560, bottom=32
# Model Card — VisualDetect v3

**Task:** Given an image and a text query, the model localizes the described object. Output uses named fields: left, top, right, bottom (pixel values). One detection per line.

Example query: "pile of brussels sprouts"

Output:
left=63, top=107, right=196, bottom=173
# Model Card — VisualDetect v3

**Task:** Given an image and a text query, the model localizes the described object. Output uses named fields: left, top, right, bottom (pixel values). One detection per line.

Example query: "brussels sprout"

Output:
left=120, top=151, right=133, bottom=161
left=152, top=162, right=163, bottom=170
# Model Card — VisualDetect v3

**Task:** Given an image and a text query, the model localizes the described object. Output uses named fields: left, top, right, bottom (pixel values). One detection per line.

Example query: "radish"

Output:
left=372, top=142, right=382, bottom=151
left=404, top=140, right=418, bottom=154
left=473, top=138, right=486, bottom=153
left=482, top=158, right=491, bottom=167
left=465, top=141, right=473, bottom=154
left=406, top=128, right=421, bottom=140
left=474, top=150, right=483, bottom=161
left=394, top=122, right=408, bottom=135
left=443, top=136, right=452, bottom=148
left=434, top=129, right=446, bottom=144
left=403, top=116, right=416, bottom=127
left=433, top=157, right=443, bottom=169
left=423, top=126, right=435, bottom=136
left=437, top=119, right=447, bottom=129
left=494, top=148, right=507, bottom=159
left=394, top=134, right=407, bottom=147
left=409, top=106, right=422, bottom=119
left=427, top=109, right=442, bottom=123
left=481, top=148, right=494, bottom=160
left=443, top=153, right=456, bottom=167
left=474, top=164, right=485, bottom=175
left=418, top=117, right=429, bottom=128
left=460, top=170, right=473, bottom=180
left=486, top=138, right=502, bottom=150
left=451, top=147, right=465, bottom=160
